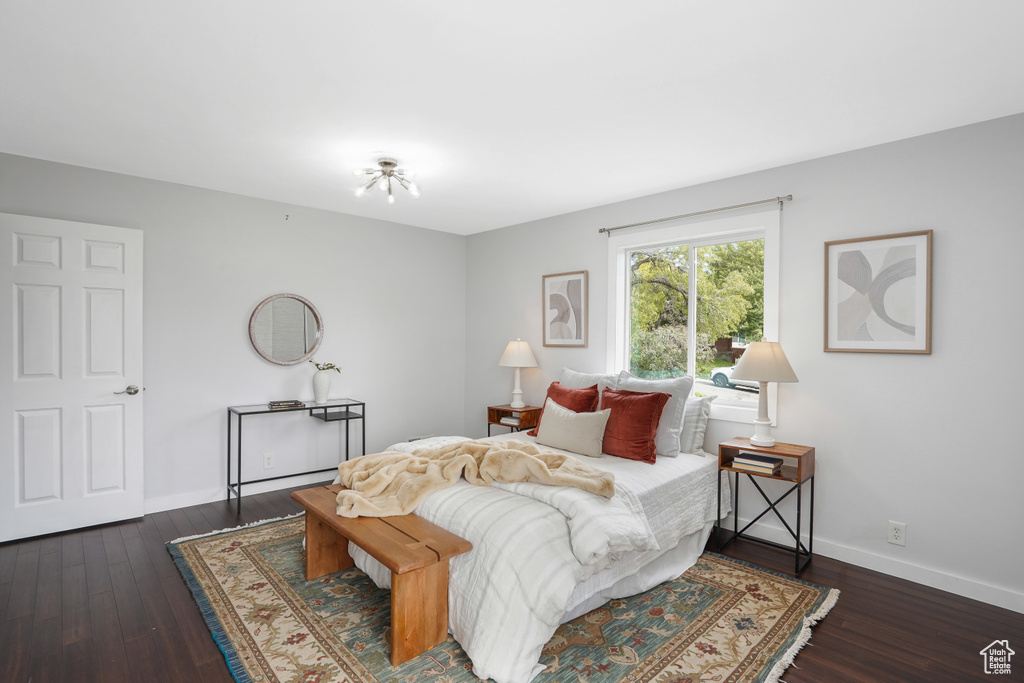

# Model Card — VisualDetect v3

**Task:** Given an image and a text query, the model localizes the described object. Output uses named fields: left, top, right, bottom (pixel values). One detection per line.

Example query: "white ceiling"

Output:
left=3, top=1, right=1023, bottom=235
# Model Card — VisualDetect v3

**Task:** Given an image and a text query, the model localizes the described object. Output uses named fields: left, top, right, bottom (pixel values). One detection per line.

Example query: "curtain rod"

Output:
left=598, top=195, right=793, bottom=236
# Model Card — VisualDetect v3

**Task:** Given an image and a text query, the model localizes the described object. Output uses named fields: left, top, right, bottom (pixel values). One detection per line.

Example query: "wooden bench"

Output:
left=291, top=483, right=472, bottom=665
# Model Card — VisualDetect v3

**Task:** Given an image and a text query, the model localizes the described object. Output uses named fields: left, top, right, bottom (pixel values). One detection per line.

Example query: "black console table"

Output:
left=226, top=399, right=365, bottom=512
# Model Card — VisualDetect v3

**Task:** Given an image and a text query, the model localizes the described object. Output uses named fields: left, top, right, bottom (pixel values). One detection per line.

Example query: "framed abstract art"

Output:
left=542, top=270, right=588, bottom=347
left=824, top=230, right=932, bottom=354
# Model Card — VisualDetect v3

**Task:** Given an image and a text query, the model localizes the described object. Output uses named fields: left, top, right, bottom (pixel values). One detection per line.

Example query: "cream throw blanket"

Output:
left=335, top=439, right=615, bottom=517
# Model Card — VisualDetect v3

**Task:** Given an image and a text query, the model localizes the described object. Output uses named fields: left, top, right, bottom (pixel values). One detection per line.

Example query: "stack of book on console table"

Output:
left=731, top=452, right=784, bottom=475
left=268, top=400, right=304, bottom=410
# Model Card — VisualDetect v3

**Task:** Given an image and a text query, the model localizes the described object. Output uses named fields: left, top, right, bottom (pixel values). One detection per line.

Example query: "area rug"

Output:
left=168, top=515, right=838, bottom=683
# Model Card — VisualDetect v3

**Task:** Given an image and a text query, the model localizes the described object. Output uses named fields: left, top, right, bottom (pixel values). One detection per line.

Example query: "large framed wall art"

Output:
left=542, top=270, right=588, bottom=347
left=824, top=230, right=932, bottom=354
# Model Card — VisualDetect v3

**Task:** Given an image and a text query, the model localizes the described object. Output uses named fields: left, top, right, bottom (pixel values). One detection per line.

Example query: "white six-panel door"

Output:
left=0, top=213, right=143, bottom=541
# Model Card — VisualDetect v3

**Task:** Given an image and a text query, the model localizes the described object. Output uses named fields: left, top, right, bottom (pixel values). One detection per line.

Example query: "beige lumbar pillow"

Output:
left=535, top=398, right=611, bottom=458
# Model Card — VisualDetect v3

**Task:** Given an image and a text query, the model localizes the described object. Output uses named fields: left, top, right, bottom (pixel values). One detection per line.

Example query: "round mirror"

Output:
left=248, top=293, right=323, bottom=365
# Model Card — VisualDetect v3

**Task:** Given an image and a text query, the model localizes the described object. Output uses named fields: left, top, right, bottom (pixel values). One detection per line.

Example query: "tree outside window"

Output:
left=629, top=238, right=764, bottom=401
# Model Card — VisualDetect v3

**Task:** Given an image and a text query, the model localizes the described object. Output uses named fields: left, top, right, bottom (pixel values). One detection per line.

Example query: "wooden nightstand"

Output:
left=487, top=404, right=542, bottom=437
left=716, top=437, right=815, bottom=574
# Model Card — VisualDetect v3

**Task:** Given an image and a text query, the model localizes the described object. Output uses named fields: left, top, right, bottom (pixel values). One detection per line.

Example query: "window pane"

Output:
left=610, top=207, right=778, bottom=424
left=694, top=239, right=764, bottom=405
left=628, top=245, right=689, bottom=379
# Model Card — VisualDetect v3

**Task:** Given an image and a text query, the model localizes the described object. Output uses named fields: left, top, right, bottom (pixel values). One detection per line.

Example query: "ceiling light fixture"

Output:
left=353, top=158, right=420, bottom=205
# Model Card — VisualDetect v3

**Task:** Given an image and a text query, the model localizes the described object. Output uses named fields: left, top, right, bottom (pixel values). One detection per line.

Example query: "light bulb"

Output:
left=354, top=186, right=366, bottom=198
left=400, top=169, right=416, bottom=180
left=408, top=183, right=421, bottom=198
left=353, top=169, right=366, bottom=176
left=387, top=193, right=396, bottom=206
left=379, top=177, right=389, bottom=191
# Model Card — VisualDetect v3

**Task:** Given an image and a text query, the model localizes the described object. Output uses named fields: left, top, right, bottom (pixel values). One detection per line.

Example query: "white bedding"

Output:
left=339, top=433, right=730, bottom=683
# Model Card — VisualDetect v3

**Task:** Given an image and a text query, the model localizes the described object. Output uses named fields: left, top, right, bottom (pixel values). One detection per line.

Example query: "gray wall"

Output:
left=0, top=153, right=468, bottom=511
left=4, top=113, right=1022, bottom=610
left=465, top=114, right=1024, bottom=610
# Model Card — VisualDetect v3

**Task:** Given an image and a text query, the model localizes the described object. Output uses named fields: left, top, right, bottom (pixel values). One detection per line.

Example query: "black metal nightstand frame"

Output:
left=717, top=469, right=814, bottom=574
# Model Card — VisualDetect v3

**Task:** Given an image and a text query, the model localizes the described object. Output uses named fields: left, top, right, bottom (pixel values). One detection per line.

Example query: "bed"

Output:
left=335, top=370, right=731, bottom=683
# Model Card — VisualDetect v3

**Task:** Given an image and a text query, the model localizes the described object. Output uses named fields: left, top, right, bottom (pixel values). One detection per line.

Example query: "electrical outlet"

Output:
left=887, top=520, right=906, bottom=546
left=263, top=453, right=274, bottom=469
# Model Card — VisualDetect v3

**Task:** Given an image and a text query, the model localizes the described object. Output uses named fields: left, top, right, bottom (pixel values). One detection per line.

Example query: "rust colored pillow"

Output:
left=600, top=388, right=671, bottom=464
left=526, top=382, right=600, bottom=436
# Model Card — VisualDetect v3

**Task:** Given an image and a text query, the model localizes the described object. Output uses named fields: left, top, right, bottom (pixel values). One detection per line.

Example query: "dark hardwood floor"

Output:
left=709, top=539, right=1024, bottom=682
left=1, top=483, right=1021, bottom=682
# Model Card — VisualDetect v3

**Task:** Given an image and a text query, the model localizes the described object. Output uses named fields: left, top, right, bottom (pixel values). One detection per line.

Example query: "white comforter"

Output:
left=341, top=434, right=728, bottom=683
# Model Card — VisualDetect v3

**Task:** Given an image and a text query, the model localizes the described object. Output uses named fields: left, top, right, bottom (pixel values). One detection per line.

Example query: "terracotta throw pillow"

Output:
left=600, top=388, right=671, bottom=464
left=527, top=382, right=600, bottom=436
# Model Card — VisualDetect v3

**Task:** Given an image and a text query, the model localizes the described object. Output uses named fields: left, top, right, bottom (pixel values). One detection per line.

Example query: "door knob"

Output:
left=115, top=385, right=140, bottom=395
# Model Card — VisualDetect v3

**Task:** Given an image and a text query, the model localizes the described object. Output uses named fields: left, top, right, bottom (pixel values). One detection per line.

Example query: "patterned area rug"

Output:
left=168, top=515, right=837, bottom=683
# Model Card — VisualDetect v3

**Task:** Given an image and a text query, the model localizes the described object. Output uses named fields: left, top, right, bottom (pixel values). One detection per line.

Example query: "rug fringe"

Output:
left=167, top=512, right=303, bottom=545
left=765, top=587, right=840, bottom=683
left=807, top=586, right=841, bottom=625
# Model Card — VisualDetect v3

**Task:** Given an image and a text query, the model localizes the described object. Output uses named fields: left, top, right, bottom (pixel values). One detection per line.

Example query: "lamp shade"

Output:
left=730, top=341, right=798, bottom=383
left=498, top=338, right=538, bottom=368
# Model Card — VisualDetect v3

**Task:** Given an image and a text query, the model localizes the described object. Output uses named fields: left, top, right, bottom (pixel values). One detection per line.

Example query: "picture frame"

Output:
left=542, top=270, right=588, bottom=347
left=824, top=230, right=932, bottom=354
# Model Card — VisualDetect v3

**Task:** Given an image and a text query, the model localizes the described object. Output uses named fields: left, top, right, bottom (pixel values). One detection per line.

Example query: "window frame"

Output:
left=606, top=208, right=781, bottom=424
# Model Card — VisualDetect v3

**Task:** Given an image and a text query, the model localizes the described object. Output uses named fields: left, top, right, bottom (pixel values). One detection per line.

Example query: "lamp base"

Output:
left=749, top=417, right=775, bottom=448
left=510, top=366, right=525, bottom=409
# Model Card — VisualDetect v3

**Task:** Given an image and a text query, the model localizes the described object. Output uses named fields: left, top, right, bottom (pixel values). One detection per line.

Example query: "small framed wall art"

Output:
left=542, top=270, right=588, bottom=347
left=824, top=229, right=932, bottom=354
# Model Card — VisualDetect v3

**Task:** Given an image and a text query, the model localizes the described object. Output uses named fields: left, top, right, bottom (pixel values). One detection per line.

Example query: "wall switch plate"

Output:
left=263, top=453, right=274, bottom=469
left=887, top=520, right=906, bottom=546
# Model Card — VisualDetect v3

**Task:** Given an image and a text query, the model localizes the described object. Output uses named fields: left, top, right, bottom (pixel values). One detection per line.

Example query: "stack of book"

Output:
left=500, top=416, right=521, bottom=426
left=731, top=452, right=784, bottom=475
left=268, top=400, right=304, bottom=409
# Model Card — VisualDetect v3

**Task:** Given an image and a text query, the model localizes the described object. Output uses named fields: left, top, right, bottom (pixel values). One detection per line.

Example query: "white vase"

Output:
left=313, top=370, right=331, bottom=405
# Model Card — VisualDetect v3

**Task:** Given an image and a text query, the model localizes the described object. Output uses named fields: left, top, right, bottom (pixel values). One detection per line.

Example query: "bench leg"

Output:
left=304, top=513, right=353, bottom=581
left=390, top=561, right=449, bottom=666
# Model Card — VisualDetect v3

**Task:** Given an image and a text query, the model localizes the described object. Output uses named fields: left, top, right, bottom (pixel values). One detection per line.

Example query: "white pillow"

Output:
left=535, top=398, right=611, bottom=458
left=614, top=371, right=693, bottom=457
left=559, top=367, right=618, bottom=408
left=680, top=395, right=716, bottom=454
left=559, top=367, right=617, bottom=391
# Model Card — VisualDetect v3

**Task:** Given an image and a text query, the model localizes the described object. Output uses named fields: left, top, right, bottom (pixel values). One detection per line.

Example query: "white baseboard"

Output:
left=144, top=472, right=336, bottom=515
left=724, top=515, right=1024, bottom=614
left=145, top=487, right=224, bottom=514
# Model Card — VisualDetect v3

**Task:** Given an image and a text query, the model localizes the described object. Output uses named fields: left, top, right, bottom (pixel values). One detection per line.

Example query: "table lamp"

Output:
left=498, top=338, right=538, bottom=409
left=729, top=340, right=798, bottom=447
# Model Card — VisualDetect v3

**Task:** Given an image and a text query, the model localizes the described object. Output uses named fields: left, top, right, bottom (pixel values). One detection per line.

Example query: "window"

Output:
left=607, top=209, right=780, bottom=423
